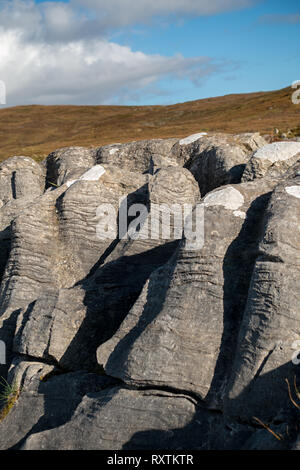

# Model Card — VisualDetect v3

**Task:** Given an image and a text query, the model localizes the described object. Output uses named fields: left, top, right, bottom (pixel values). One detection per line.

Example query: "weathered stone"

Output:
left=0, top=358, right=114, bottom=450
left=242, top=141, right=300, bottom=181
left=180, top=132, right=266, bottom=195
left=0, top=135, right=299, bottom=451
left=97, top=138, right=180, bottom=174
left=11, top=166, right=199, bottom=371
left=0, top=156, right=45, bottom=205
left=0, top=157, right=46, bottom=282
left=45, top=146, right=98, bottom=187
left=22, top=386, right=197, bottom=450
left=97, top=179, right=275, bottom=403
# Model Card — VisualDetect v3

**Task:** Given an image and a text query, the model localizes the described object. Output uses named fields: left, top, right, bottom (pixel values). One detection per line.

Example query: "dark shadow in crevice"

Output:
left=59, top=239, right=179, bottom=373
left=0, top=226, right=11, bottom=285
left=9, top=372, right=120, bottom=450
left=103, top=249, right=178, bottom=377
left=123, top=361, right=300, bottom=450
left=11, top=172, right=17, bottom=200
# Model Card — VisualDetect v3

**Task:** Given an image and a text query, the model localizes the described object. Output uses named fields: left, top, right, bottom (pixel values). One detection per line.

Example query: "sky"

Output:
left=0, top=0, right=299, bottom=106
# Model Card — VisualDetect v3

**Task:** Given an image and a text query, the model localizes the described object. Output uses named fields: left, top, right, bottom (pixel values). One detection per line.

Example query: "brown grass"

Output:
left=0, top=86, right=299, bottom=162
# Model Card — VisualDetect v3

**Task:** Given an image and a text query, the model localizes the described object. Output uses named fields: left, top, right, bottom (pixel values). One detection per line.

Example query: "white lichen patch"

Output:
left=179, top=132, right=207, bottom=146
left=285, top=186, right=300, bottom=199
left=253, top=142, right=300, bottom=163
left=66, top=165, right=106, bottom=188
left=204, top=186, right=245, bottom=211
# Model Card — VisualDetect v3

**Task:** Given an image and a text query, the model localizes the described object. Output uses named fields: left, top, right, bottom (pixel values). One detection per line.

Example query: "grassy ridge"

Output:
left=0, top=86, right=299, bottom=162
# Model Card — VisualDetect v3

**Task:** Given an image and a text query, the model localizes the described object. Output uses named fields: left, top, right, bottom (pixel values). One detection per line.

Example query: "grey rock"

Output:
left=225, top=162, right=300, bottom=422
left=0, top=135, right=300, bottom=451
left=0, top=198, right=35, bottom=284
left=45, top=146, right=98, bottom=187
left=12, top=166, right=199, bottom=372
left=22, top=386, right=197, bottom=450
left=0, top=156, right=45, bottom=205
left=180, top=132, right=266, bottom=195
left=0, top=157, right=45, bottom=283
left=97, top=179, right=276, bottom=403
left=242, top=141, right=300, bottom=181
left=0, top=358, right=114, bottom=450
left=0, top=165, right=148, bottom=376
left=97, top=138, right=180, bottom=174
left=0, top=188, right=66, bottom=313
left=55, top=165, right=148, bottom=280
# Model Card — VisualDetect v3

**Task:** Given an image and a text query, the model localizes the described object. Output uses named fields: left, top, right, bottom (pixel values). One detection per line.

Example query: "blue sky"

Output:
left=0, top=0, right=299, bottom=106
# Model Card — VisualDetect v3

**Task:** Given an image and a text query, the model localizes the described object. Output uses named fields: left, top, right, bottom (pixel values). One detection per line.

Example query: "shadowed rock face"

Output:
left=0, top=134, right=300, bottom=450
left=225, top=162, right=300, bottom=422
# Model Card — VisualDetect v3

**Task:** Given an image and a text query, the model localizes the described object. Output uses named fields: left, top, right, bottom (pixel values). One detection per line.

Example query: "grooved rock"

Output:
left=97, top=138, right=180, bottom=174
left=0, top=135, right=300, bottom=451
left=0, top=157, right=46, bottom=282
left=0, top=156, right=45, bottom=205
left=242, top=141, right=300, bottom=181
left=45, top=146, right=98, bottom=186
left=181, top=132, right=267, bottom=195
left=11, top=166, right=199, bottom=372
left=97, top=179, right=276, bottom=402
left=225, top=161, right=300, bottom=422
left=22, top=386, right=197, bottom=450
left=0, top=358, right=114, bottom=450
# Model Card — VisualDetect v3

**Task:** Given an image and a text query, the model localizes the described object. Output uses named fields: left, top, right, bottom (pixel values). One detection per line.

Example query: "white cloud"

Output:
left=0, top=0, right=244, bottom=105
left=0, top=0, right=260, bottom=42
left=0, top=29, right=223, bottom=105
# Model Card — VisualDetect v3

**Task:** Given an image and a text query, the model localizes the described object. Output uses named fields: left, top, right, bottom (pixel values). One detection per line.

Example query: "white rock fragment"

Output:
left=79, top=165, right=106, bottom=181
left=179, top=132, right=207, bottom=146
left=204, top=186, right=245, bottom=211
left=285, top=186, right=300, bottom=199
left=109, top=148, right=120, bottom=156
left=253, top=142, right=300, bottom=163
left=66, top=179, right=77, bottom=188
left=66, top=165, right=106, bottom=188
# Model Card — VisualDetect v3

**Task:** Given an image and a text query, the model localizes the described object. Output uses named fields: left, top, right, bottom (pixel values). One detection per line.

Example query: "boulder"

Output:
left=180, top=132, right=267, bottom=195
left=45, top=146, right=98, bottom=187
left=97, top=138, right=180, bottom=174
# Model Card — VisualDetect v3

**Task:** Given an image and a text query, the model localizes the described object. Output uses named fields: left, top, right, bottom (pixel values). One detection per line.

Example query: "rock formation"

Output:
left=0, top=133, right=300, bottom=450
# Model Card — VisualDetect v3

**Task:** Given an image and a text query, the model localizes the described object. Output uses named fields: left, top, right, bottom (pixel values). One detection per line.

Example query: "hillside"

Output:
left=0, top=86, right=299, bottom=162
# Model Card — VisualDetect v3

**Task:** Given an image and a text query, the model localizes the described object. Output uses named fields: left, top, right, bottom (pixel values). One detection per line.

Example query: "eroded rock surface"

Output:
left=242, top=141, right=300, bottom=181
left=0, top=135, right=299, bottom=450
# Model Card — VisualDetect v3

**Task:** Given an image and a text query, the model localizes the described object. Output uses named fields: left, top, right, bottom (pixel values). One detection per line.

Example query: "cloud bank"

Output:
left=0, top=0, right=255, bottom=106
